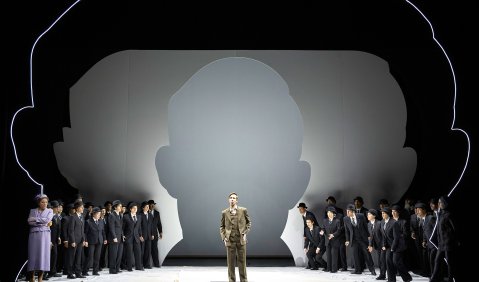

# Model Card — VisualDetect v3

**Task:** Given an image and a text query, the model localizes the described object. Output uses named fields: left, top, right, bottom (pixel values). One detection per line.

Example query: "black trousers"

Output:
left=151, top=239, right=160, bottom=267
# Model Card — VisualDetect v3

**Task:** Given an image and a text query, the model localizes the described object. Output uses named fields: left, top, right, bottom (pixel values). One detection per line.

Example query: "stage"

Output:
left=40, top=267, right=429, bottom=282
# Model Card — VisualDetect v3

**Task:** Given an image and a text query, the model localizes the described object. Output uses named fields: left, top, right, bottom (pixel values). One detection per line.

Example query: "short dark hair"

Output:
left=305, top=216, right=315, bottom=223
left=229, top=192, right=238, bottom=198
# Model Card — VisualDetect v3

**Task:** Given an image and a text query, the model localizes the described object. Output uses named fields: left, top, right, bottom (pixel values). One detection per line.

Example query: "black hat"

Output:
left=50, top=200, right=60, bottom=208
left=147, top=200, right=156, bottom=205
left=429, top=198, right=438, bottom=205
left=84, top=202, right=94, bottom=208
left=297, top=202, right=307, bottom=209
left=104, top=201, right=112, bottom=206
left=73, top=200, right=84, bottom=209
left=326, top=196, right=336, bottom=203
left=414, top=202, right=427, bottom=209
left=66, top=203, right=75, bottom=210
left=112, top=200, right=122, bottom=208
left=353, top=196, right=364, bottom=203
left=346, top=204, right=355, bottom=211
left=326, top=206, right=337, bottom=214
left=141, top=201, right=149, bottom=208
left=381, top=207, right=392, bottom=216
left=378, top=199, right=389, bottom=205
left=391, top=204, right=402, bottom=211
left=57, top=199, right=64, bottom=206
left=128, top=202, right=139, bottom=209
left=92, top=207, right=101, bottom=214
left=368, top=209, right=378, bottom=217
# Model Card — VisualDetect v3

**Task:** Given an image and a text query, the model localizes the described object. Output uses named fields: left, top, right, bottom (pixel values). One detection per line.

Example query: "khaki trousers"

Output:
left=226, top=238, right=247, bottom=282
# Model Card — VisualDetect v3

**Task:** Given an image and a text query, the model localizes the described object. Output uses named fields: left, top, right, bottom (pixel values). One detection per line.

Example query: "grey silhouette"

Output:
left=156, top=57, right=310, bottom=256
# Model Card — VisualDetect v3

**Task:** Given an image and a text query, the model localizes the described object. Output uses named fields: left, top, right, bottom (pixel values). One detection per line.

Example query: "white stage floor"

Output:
left=42, top=267, right=430, bottom=282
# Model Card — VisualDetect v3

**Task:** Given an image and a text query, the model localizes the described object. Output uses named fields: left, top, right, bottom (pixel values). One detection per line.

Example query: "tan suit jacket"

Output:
left=220, top=206, right=251, bottom=246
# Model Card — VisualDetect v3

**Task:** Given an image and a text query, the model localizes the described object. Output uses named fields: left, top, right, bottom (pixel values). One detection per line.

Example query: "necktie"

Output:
left=352, top=217, right=356, bottom=226
left=95, top=219, right=98, bottom=225
left=146, top=213, right=148, bottom=220
left=133, top=215, right=137, bottom=222
left=419, top=218, right=424, bottom=228
left=383, top=221, right=387, bottom=230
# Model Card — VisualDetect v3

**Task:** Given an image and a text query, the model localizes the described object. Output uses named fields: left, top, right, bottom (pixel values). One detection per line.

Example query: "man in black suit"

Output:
left=323, top=196, right=347, bottom=271
left=83, top=207, right=107, bottom=276
left=108, top=200, right=124, bottom=274
left=68, top=200, right=86, bottom=279
left=139, top=201, right=153, bottom=269
left=297, top=202, right=318, bottom=269
left=344, top=204, right=376, bottom=275
left=381, top=207, right=412, bottom=282
left=47, top=200, right=62, bottom=278
left=303, top=217, right=326, bottom=270
left=422, top=203, right=438, bottom=278
left=323, top=206, right=344, bottom=273
left=123, top=202, right=144, bottom=271
left=367, top=209, right=386, bottom=280
left=148, top=199, right=163, bottom=267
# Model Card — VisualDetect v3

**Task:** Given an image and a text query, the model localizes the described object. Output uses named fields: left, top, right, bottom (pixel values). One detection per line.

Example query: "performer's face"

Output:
left=229, top=194, right=238, bottom=207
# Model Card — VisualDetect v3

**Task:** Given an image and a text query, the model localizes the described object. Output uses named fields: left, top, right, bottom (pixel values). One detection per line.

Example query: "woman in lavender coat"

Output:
left=27, top=194, right=53, bottom=282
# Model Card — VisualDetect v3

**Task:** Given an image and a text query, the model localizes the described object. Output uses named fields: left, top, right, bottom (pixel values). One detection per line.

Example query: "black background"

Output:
left=2, top=1, right=476, bottom=280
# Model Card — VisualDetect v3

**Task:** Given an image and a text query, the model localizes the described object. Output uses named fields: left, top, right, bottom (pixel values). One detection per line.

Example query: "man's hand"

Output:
left=316, top=247, right=320, bottom=254
left=345, top=241, right=350, bottom=246
left=368, top=246, right=373, bottom=253
left=304, top=248, right=308, bottom=254
left=224, top=238, right=228, bottom=247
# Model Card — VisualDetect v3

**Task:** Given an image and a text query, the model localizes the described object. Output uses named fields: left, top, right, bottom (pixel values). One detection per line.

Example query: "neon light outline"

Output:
left=11, top=0, right=81, bottom=278
left=406, top=2, right=469, bottom=281
left=11, top=1, right=468, bottom=280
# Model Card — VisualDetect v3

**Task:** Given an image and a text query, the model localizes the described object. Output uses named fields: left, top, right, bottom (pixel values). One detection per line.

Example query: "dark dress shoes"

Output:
left=376, top=275, right=386, bottom=280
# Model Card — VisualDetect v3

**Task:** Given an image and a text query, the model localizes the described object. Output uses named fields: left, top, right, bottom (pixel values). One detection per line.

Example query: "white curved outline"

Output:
left=406, top=2, right=469, bottom=281
left=12, top=0, right=82, bottom=279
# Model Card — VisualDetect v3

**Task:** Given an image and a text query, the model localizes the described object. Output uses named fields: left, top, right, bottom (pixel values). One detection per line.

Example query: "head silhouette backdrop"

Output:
left=53, top=50, right=416, bottom=262
left=156, top=57, right=310, bottom=255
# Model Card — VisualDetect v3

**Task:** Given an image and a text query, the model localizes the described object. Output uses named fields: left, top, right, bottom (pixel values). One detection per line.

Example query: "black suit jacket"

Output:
left=368, top=219, right=383, bottom=249
left=139, top=212, right=153, bottom=240
left=344, top=213, right=369, bottom=246
left=151, top=209, right=163, bottom=239
left=123, top=213, right=142, bottom=243
left=107, top=211, right=123, bottom=242
left=50, top=213, right=61, bottom=243
left=304, top=225, right=325, bottom=250
left=323, top=217, right=344, bottom=247
left=422, top=214, right=438, bottom=249
left=302, top=210, right=319, bottom=236
left=85, top=218, right=106, bottom=244
left=381, top=218, right=406, bottom=252
left=68, top=214, right=85, bottom=244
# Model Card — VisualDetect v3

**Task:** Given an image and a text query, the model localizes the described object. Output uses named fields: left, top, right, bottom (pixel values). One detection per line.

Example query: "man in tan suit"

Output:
left=220, top=192, right=251, bottom=282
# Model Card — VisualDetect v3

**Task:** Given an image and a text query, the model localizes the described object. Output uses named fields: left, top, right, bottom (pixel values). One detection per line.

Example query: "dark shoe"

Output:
left=82, top=272, right=89, bottom=276
left=67, top=274, right=76, bottom=279
left=53, top=273, right=62, bottom=277
left=305, top=266, right=311, bottom=269
left=43, top=276, right=49, bottom=280
left=109, top=271, right=117, bottom=274
left=340, top=268, right=348, bottom=271
left=76, top=274, right=86, bottom=278
left=376, top=276, right=386, bottom=280
left=310, top=268, right=318, bottom=270
left=93, top=272, right=100, bottom=276
left=371, top=270, right=377, bottom=275
left=351, top=271, right=362, bottom=274
left=330, top=270, right=337, bottom=273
